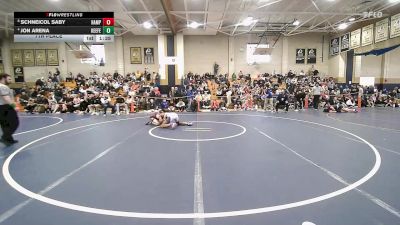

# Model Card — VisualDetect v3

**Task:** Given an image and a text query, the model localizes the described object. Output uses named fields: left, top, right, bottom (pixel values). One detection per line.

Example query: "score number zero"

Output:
left=90, top=18, right=114, bottom=34
left=90, top=26, right=114, bottom=34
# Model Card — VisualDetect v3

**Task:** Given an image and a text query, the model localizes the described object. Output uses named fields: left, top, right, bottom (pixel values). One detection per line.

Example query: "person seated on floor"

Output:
left=275, top=91, right=289, bottom=112
left=368, top=94, right=376, bottom=107
left=219, top=98, right=227, bottom=111
left=100, top=92, right=116, bottom=116
left=25, top=98, right=37, bottom=114
left=34, top=94, right=50, bottom=113
left=345, top=97, right=356, bottom=108
left=88, top=93, right=102, bottom=115
left=202, top=91, right=211, bottom=109
left=19, top=91, right=30, bottom=107
left=158, top=111, right=193, bottom=129
left=375, top=96, right=386, bottom=106
left=72, top=94, right=82, bottom=113
left=64, top=94, right=75, bottom=113
left=160, top=99, right=169, bottom=110
left=53, top=96, right=68, bottom=114
left=115, top=94, right=129, bottom=115
left=176, top=99, right=186, bottom=112
left=47, top=92, right=58, bottom=113
left=168, top=99, right=176, bottom=112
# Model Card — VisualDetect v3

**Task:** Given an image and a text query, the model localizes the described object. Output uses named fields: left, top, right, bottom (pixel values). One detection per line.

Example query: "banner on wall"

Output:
left=144, top=47, right=154, bottom=64
left=295, top=49, right=305, bottom=64
left=35, top=49, right=47, bottom=66
left=14, top=66, right=24, bottom=82
left=307, top=48, right=317, bottom=64
left=390, top=13, right=400, bottom=38
left=350, top=29, right=361, bottom=49
left=46, top=49, right=59, bottom=66
left=362, top=24, right=374, bottom=46
left=341, top=33, right=350, bottom=52
left=23, top=49, right=35, bottom=67
left=11, top=49, right=23, bottom=66
left=375, top=18, right=389, bottom=43
left=330, top=38, right=340, bottom=56
left=130, top=47, right=142, bottom=64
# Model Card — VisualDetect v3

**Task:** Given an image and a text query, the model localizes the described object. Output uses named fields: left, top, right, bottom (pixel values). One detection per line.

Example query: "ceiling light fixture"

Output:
left=188, top=21, right=201, bottom=29
left=143, top=21, right=152, bottom=29
left=338, top=22, right=348, bottom=30
left=293, top=20, right=300, bottom=26
left=349, top=17, right=355, bottom=22
left=240, top=17, right=257, bottom=26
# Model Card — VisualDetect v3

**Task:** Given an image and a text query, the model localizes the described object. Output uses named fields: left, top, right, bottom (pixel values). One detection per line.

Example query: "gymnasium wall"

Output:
left=1, top=32, right=399, bottom=85
left=386, top=46, right=400, bottom=83
left=233, top=34, right=283, bottom=75
left=352, top=44, right=400, bottom=85
left=184, top=35, right=229, bottom=75
left=358, top=55, right=383, bottom=81
left=183, top=33, right=330, bottom=77
left=285, top=33, right=330, bottom=76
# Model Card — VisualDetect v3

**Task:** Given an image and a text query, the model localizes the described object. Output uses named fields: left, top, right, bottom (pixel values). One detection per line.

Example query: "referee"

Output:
left=0, top=73, right=19, bottom=145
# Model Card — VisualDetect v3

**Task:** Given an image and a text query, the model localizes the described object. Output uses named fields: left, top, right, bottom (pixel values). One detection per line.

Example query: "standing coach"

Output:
left=0, top=73, right=19, bottom=145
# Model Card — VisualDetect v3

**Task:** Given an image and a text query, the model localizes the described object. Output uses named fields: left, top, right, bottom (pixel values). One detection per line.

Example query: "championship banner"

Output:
left=375, top=18, right=389, bottom=43
left=340, top=33, right=350, bottom=52
left=330, top=38, right=339, bottom=56
left=350, top=29, right=361, bottom=49
left=390, top=13, right=400, bottom=38
left=130, top=47, right=142, bottom=64
left=46, top=49, right=59, bottom=66
left=35, top=49, right=47, bottom=66
left=11, top=49, right=23, bottom=66
left=144, top=47, right=154, bottom=64
left=23, top=49, right=35, bottom=67
left=14, top=66, right=24, bottom=82
left=307, top=48, right=316, bottom=64
left=362, top=24, right=374, bottom=47
left=295, top=49, right=305, bottom=64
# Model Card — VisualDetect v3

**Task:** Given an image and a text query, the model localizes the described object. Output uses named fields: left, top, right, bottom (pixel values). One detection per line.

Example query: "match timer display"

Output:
left=14, top=12, right=114, bottom=43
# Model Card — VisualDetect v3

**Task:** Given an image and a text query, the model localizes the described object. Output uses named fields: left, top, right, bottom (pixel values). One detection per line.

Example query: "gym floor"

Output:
left=0, top=109, right=399, bottom=225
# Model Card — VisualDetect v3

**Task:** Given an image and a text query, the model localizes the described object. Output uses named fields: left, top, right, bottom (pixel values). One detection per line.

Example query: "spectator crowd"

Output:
left=15, top=68, right=400, bottom=115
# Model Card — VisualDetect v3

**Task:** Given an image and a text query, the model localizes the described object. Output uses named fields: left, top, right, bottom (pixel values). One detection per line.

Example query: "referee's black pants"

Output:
left=0, top=105, right=19, bottom=141
left=313, top=95, right=320, bottom=109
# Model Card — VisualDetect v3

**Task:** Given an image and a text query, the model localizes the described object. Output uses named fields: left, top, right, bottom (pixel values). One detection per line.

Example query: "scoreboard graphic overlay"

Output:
left=14, top=12, right=114, bottom=43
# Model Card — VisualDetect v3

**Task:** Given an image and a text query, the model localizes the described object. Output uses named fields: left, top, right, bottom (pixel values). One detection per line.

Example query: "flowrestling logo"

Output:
left=363, top=11, right=383, bottom=19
